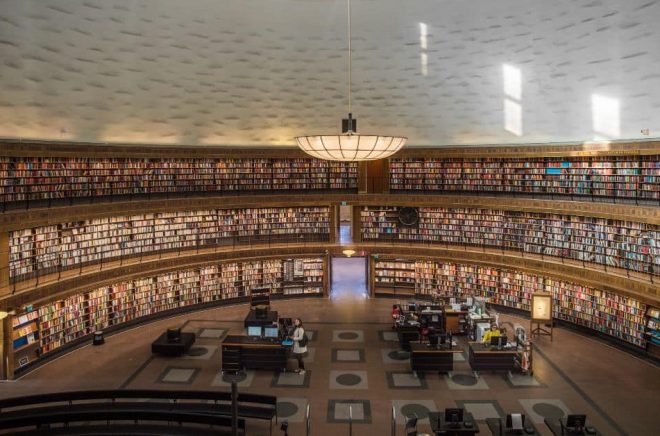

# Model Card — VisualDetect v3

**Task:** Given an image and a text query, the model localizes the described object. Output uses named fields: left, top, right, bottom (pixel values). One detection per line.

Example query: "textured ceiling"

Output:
left=0, top=0, right=659, bottom=147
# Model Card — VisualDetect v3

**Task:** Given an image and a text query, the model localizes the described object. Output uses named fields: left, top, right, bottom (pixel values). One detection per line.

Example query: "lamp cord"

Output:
left=348, top=0, right=351, bottom=115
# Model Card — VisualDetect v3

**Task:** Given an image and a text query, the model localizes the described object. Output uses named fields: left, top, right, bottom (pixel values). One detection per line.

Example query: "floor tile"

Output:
left=329, top=370, right=368, bottom=389
left=158, top=367, right=199, bottom=384
left=182, top=345, right=218, bottom=360
left=332, top=330, right=364, bottom=342
left=381, top=348, right=410, bottom=364
left=445, top=373, right=490, bottom=390
left=271, top=370, right=311, bottom=388
left=392, top=399, right=438, bottom=425
left=332, top=348, right=365, bottom=362
left=327, top=400, right=372, bottom=424
left=198, top=328, right=228, bottom=339
left=277, top=397, right=308, bottom=423
left=387, top=371, right=428, bottom=389
left=519, top=399, right=570, bottom=424
left=456, top=400, right=505, bottom=421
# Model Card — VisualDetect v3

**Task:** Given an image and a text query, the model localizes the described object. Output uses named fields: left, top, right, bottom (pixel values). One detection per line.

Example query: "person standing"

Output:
left=291, top=318, right=307, bottom=374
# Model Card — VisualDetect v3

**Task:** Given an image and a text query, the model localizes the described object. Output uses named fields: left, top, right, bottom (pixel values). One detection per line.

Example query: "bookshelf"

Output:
left=9, top=207, right=330, bottom=281
left=0, top=157, right=358, bottom=206
left=361, top=206, right=659, bottom=276
left=373, top=258, right=649, bottom=348
left=389, top=155, right=660, bottom=202
left=646, top=307, right=660, bottom=357
left=11, top=256, right=325, bottom=368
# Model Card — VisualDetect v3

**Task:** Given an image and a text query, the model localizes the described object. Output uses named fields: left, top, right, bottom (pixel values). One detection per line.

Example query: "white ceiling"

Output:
left=0, top=0, right=659, bottom=147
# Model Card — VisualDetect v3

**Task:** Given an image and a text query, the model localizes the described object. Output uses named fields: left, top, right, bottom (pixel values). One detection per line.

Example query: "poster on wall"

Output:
left=531, top=293, right=553, bottom=321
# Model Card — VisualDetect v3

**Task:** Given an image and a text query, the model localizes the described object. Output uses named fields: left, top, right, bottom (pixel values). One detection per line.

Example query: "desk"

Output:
left=244, top=310, right=278, bottom=328
left=429, top=412, right=479, bottom=435
left=445, top=310, right=468, bottom=335
left=397, top=325, right=420, bottom=351
left=468, top=342, right=517, bottom=372
left=221, top=335, right=289, bottom=373
left=544, top=418, right=602, bottom=436
left=151, top=332, right=195, bottom=356
left=485, top=418, right=540, bottom=435
left=410, top=343, right=462, bottom=374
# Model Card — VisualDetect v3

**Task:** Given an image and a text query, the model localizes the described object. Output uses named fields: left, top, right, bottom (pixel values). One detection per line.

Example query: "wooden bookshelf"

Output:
left=8, top=207, right=330, bottom=282
left=373, top=258, right=649, bottom=348
left=390, top=155, right=660, bottom=202
left=0, top=156, right=357, bottom=207
left=11, top=256, right=325, bottom=369
left=361, top=206, right=659, bottom=276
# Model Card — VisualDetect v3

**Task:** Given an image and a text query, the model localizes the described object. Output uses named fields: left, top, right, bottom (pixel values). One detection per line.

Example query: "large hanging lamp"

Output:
left=296, top=0, right=407, bottom=161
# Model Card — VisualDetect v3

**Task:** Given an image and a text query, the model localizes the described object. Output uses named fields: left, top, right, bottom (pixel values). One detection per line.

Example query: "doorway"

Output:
left=330, top=256, right=367, bottom=300
left=339, top=205, right=352, bottom=244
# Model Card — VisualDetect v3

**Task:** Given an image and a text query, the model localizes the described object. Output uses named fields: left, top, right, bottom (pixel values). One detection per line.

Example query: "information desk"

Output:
left=485, top=418, right=540, bottom=435
left=151, top=332, right=195, bottom=356
left=221, top=335, right=289, bottom=373
left=244, top=310, right=279, bottom=328
left=428, top=411, right=479, bottom=435
left=410, top=343, right=462, bottom=374
left=468, top=342, right=517, bottom=372
left=543, top=418, right=601, bottom=436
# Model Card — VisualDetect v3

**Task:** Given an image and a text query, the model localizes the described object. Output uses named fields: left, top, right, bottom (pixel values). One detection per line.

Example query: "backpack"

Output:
left=299, top=329, right=308, bottom=347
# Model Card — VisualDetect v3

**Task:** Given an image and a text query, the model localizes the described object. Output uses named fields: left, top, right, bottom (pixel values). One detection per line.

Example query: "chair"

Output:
left=405, top=415, right=418, bottom=436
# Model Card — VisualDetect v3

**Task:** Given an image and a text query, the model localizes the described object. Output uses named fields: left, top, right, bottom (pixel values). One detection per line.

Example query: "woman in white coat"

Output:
left=291, top=318, right=307, bottom=374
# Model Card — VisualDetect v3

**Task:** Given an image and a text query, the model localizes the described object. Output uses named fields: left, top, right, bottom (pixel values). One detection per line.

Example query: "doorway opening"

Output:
left=339, top=205, right=352, bottom=244
left=330, top=256, right=368, bottom=300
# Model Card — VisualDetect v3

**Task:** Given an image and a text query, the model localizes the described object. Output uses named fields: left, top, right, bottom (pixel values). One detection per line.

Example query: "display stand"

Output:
left=530, top=292, right=553, bottom=341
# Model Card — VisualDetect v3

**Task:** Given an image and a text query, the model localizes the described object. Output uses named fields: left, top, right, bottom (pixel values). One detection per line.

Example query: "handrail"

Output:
left=306, top=403, right=312, bottom=436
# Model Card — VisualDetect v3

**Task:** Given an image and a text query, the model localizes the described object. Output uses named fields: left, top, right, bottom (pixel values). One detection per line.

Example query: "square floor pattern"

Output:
left=456, top=400, right=505, bottom=422
left=157, top=367, right=200, bottom=384
left=327, top=400, right=372, bottom=424
left=391, top=399, right=438, bottom=425
left=519, top=399, right=570, bottom=424
left=329, top=370, right=368, bottom=390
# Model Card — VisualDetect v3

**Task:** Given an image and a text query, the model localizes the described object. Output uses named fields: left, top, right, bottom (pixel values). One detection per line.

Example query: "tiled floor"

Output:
left=2, top=298, right=659, bottom=436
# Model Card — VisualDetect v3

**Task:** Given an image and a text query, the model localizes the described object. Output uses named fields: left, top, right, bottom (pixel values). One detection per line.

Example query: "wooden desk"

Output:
left=428, top=412, right=479, bottom=435
left=221, top=335, right=289, bottom=373
left=544, top=418, right=602, bottom=436
left=468, top=342, right=517, bottom=372
left=410, top=343, right=462, bottom=374
left=485, top=418, right=540, bottom=435
left=445, top=310, right=468, bottom=335
left=244, top=310, right=278, bottom=328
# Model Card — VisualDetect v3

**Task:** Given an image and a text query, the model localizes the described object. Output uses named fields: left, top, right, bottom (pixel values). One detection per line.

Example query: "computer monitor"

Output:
left=247, top=326, right=262, bottom=337
left=408, top=303, right=417, bottom=312
left=490, top=335, right=507, bottom=347
left=506, top=413, right=525, bottom=433
left=264, top=326, right=279, bottom=338
left=444, top=408, right=464, bottom=426
left=566, top=414, right=587, bottom=432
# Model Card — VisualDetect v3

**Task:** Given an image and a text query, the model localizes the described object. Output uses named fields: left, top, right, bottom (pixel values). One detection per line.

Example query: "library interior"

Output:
left=0, top=1, right=659, bottom=435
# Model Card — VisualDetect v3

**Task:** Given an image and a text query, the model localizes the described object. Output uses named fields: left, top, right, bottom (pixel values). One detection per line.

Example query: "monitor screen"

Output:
left=490, top=335, right=507, bottom=347
left=264, top=326, right=279, bottom=338
left=566, top=414, right=586, bottom=429
left=408, top=304, right=417, bottom=312
left=247, top=326, right=262, bottom=337
left=444, top=408, right=464, bottom=423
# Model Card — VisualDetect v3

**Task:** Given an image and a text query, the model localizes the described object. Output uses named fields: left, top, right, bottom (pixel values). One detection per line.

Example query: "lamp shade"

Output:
left=296, top=134, right=406, bottom=162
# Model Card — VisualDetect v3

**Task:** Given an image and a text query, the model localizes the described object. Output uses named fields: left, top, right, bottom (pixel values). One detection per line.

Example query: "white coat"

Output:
left=292, top=326, right=307, bottom=354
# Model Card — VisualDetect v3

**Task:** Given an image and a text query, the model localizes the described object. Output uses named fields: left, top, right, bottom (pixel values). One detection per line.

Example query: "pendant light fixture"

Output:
left=296, top=0, right=407, bottom=161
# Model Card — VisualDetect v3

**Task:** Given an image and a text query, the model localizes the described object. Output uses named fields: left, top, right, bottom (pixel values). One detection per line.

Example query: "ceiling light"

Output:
left=342, top=249, right=356, bottom=257
left=296, top=0, right=406, bottom=161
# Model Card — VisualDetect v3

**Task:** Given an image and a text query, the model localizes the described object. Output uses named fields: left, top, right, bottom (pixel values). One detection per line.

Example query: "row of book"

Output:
left=12, top=257, right=324, bottom=362
left=9, top=207, right=330, bottom=280
left=390, top=156, right=660, bottom=200
left=0, top=157, right=358, bottom=203
left=361, top=207, right=659, bottom=276
left=374, top=259, right=654, bottom=347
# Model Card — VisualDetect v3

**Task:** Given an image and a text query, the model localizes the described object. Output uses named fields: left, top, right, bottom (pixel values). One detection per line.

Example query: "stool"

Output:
left=92, top=331, right=105, bottom=345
